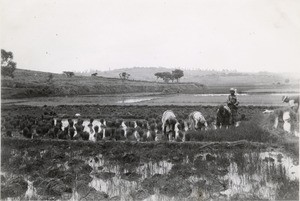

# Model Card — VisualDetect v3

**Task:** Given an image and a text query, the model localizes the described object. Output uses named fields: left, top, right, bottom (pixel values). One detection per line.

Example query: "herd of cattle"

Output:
left=2, top=105, right=242, bottom=142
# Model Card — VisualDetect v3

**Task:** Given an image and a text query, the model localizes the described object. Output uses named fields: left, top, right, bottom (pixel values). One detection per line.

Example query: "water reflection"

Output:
left=3, top=150, right=298, bottom=201
left=86, top=151, right=298, bottom=201
left=87, top=155, right=173, bottom=199
left=116, top=98, right=157, bottom=104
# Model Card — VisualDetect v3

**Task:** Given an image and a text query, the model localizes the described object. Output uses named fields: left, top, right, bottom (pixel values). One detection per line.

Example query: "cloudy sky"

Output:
left=1, top=0, right=300, bottom=73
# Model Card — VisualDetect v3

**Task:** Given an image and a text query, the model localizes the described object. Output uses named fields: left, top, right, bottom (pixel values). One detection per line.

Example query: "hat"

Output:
left=230, top=88, right=235, bottom=92
left=282, top=96, right=288, bottom=103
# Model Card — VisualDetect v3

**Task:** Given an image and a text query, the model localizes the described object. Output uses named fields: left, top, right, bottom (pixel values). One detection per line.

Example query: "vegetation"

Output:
left=63, top=71, right=75, bottom=77
left=155, top=69, right=184, bottom=83
left=119, top=72, right=130, bottom=80
left=47, top=73, right=54, bottom=83
left=1, top=69, right=205, bottom=99
left=90, top=67, right=299, bottom=86
left=172, top=69, right=184, bottom=82
left=186, top=119, right=277, bottom=143
left=1, top=49, right=17, bottom=78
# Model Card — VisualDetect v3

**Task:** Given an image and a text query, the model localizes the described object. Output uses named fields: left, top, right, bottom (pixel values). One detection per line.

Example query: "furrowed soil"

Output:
left=1, top=104, right=299, bottom=200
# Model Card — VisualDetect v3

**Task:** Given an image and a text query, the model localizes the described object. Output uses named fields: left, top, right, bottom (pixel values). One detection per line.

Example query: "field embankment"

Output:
left=1, top=69, right=206, bottom=99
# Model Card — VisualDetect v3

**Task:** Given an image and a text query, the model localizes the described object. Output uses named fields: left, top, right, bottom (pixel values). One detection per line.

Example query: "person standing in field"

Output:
left=282, top=95, right=299, bottom=113
left=227, top=88, right=239, bottom=126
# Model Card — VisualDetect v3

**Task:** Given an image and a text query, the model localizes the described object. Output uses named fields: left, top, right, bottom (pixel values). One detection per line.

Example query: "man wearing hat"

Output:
left=282, top=95, right=299, bottom=113
left=227, top=88, right=239, bottom=126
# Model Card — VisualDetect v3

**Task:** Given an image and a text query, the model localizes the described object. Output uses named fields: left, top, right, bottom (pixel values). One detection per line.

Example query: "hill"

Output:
left=1, top=69, right=206, bottom=99
left=77, top=67, right=300, bottom=86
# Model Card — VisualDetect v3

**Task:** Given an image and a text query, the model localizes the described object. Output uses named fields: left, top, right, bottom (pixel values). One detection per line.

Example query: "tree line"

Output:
left=154, top=69, right=184, bottom=83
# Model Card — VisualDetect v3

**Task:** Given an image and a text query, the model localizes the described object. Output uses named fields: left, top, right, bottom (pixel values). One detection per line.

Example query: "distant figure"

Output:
left=282, top=95, right=299, bottom=113
left=227, top=88, right=239, bottom=125
left=91, top=73, right=97, bottom=76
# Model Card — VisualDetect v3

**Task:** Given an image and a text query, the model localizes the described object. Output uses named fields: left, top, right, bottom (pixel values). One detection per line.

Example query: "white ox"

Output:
left=188, top=111, right=208, bottom=130
left=161, top=110, right=180, bottom=141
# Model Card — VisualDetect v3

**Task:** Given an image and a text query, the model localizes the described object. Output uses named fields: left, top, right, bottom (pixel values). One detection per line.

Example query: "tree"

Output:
left=154, top=71, right=175, bottom=83
left=154, top=72, right=164, bottom=80
left=285, top=79, right=290, bottom=84
left=162, top=72, right=173, bottom=83
left=63, top=71, right=75, bottom=77
left=1, top=49, right=16, bottom=78
left=47, top=73, right=54, bottom=83
left=119, top=72, right=130, bottom=80
left=172, top=69, right=184, bottom=82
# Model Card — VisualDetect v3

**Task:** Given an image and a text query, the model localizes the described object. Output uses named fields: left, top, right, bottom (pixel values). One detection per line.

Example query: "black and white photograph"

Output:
left=1, top=0, right=299, bottom=200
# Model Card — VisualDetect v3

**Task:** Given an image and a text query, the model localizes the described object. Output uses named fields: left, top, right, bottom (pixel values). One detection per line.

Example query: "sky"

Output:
left=1, top=0, right=300, bottom=74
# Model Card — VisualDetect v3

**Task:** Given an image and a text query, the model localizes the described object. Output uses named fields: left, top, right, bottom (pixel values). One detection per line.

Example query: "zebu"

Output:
left=188, top=111, right=208, bottom=130
left=216, top=105, right=232, bottom=129
left=161, top=110, right=180, bottom=141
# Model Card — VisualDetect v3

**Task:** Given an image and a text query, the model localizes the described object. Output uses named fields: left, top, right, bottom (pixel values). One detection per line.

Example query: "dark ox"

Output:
left=216, top=105, right=232, bottom=128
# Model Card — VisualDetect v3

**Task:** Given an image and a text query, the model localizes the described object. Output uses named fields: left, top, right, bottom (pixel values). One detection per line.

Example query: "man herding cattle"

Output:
left=227, top=88, right=239, bottom=126
left=282, top=95, right=299, bottom=113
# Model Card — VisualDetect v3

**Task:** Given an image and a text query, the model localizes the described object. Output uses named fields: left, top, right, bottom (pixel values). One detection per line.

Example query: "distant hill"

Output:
left=76, top=67, right=300, bottom=86
left=1, top=69, right=206, bottom=99
left=2, top=68, right=299, bottom=99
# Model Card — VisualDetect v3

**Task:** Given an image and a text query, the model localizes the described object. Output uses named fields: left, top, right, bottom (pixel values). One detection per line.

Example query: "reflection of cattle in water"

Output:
left=188, top=111, right=208, bottom=130
left=216, top=105, right=231, bottom=129
left=263, top=108, right=299, bottom=136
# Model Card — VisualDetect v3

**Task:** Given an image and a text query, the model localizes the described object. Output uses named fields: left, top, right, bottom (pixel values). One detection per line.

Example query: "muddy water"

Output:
left=84, top=152, right=299, bottom=200
left=86, top=151, right=297, bottom=200
left=116, top=97, right=158, bottom=104
left=3, top=149, right=298, bottom=201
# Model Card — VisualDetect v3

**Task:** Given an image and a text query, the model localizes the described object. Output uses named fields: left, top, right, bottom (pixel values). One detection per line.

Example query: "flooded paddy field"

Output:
left=1, top=138, right=299, bottom=201
left=1, top=104, right=299, bottom=200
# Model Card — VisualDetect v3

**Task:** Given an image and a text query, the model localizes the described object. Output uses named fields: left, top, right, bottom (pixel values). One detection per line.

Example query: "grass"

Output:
left=185, top=118, right=278, bottom=143
left=2, top=69, right=299, bottom=99
left=1, top=69, right=206, bottom=99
